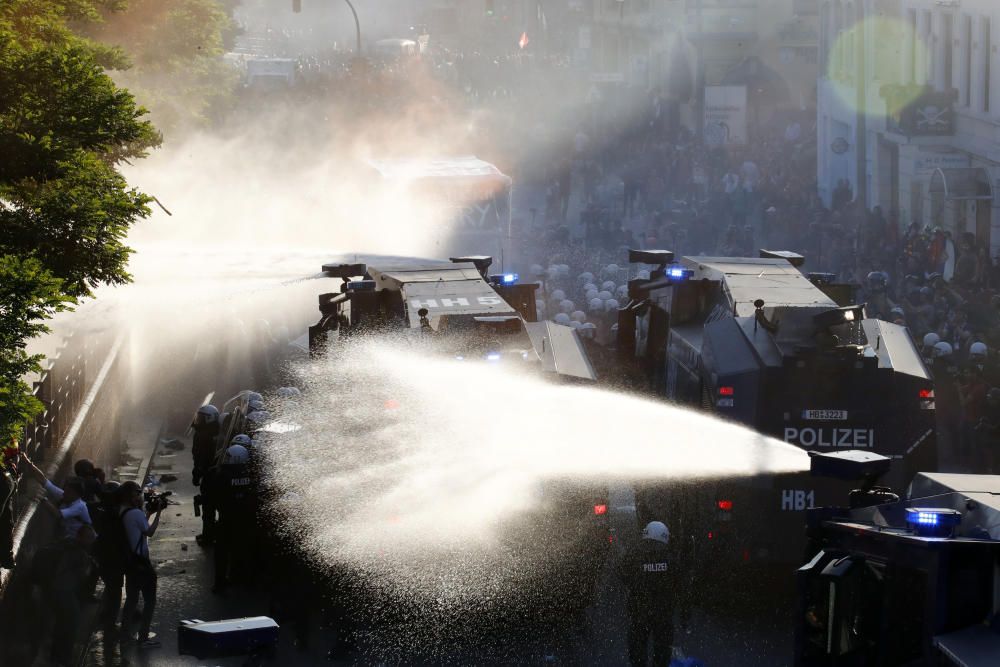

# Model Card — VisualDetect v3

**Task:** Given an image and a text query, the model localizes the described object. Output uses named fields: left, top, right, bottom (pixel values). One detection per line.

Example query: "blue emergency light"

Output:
left=667, top=266, right=693, bottom=280
left=489, top=273, right=519, bottom=286
left=486, top=352, right=501, bottom=362
left=905, top=507, right=962, bottom=537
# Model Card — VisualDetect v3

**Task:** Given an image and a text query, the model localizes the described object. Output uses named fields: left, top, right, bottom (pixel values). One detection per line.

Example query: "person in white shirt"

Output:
left=22, top=455, right=91, bottom=539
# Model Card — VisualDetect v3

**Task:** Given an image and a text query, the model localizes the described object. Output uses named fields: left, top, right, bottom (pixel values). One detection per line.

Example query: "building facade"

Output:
left=818, top=0, right=1000, bottom=254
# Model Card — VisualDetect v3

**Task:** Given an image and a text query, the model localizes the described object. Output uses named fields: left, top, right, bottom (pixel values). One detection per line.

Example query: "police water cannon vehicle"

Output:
left=619, top=249, right=937, bottom=566
left=796, top=450, right=1000, bottom=667
left=309, top=255, right=596, bottom=381
left=305, top=254, right=609, bottom=614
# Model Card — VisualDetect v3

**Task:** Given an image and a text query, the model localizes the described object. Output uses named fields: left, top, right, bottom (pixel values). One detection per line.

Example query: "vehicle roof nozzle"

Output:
left=628, top=249, right=674, bottom=268
left=759, top=249, right=805, bottom=267
left=449, top=255, right=493, bottom=277
left=322, top=262, right=368, bottom=280
left=809, top=450, right=891, bottom=481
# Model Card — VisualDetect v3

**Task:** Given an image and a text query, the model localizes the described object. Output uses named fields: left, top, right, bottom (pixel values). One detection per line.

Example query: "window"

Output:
left=943, top=13, right=953, bottom=91
left=983, top=17, right=991, bottom=113
left=964, top=15, right=972, bottom=107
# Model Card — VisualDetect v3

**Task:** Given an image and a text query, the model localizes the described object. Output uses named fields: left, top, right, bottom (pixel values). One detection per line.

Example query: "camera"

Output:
left=143, top=489, right=172, bottom=513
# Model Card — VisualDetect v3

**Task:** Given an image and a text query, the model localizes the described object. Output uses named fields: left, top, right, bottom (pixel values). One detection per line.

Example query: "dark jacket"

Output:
left=618, top=539, right=679, bottom=616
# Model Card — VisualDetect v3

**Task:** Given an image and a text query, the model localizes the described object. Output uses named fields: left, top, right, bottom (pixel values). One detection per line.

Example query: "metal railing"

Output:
left=19, top=332, right=102, bottom=462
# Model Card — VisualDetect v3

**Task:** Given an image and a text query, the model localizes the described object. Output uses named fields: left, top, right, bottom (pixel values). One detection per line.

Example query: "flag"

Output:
left=519, top=32, right=529, bottom=50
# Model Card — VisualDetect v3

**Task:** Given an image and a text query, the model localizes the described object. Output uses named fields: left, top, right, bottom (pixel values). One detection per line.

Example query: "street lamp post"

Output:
left=342, top=0, right=362, bottom=56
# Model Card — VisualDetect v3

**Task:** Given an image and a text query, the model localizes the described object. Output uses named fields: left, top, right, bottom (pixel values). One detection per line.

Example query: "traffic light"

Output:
left=292, top=0, right=301, bottom=12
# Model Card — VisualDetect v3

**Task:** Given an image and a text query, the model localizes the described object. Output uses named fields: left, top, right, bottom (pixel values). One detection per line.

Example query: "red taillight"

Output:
left=919, top=389, right=934, bottom=399
left=718, top=386, right=734, bottom=396
left=593, top=504, right=608, bottom=516
left=707, top=531, right=714, bottom=539
left=717, top=500, right=733, bottom=511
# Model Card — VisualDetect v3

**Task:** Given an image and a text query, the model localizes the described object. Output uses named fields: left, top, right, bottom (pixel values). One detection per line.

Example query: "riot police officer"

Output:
left=618, top=520, right=678, bottom=666
left=191, top=404, right=220, bottom=546
left=210, top=443, right=255, bottom=593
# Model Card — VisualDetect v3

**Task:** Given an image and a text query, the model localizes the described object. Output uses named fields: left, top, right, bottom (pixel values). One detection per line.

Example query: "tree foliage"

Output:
left=85, top=0, right=238, bottom=131
left=0, top=0, right=159, bottom=440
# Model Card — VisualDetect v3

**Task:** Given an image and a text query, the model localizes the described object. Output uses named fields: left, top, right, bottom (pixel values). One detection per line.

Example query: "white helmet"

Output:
left=571, top=310, right=587, bottom=323
left=570, top=321, right=582, bottom=329
left=550, top=289, right=566, bottom=302
left=224, top=444, right=250, bottom=465
left=970, top=341, right=988, bottom=358
left=554, top=313, right=572, bottom=325
left=276, top=386, right=301, bottom=398
left=597, top=290, right=613, bottom=301
left=585, top=289, right=599, bottom=301
left=923, top=332, right=940, bottom=348
left=231, top=434, right=252, bottom=447
left=933, top=341, right=954, bottom=358
left=559, top=299, right=575, bottom=313
left=604, top=298, right=620, bottom=312
left=601, top=280, right=616, bottom=292
left=642, top=520, right=670, bottom=545
left=194, top=404, right=220, bottom=426
left=589, top=298, right=604, bottom=312
left=579, top=322, right=597, bottom=338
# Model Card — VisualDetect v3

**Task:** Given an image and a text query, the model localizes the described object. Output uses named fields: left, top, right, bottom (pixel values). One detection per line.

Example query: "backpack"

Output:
left=94, top=506, right=133, bottom=572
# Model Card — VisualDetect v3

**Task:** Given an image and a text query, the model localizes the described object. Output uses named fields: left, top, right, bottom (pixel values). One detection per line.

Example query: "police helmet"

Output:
left=933, top=341, right=954, bottom=358
left=604, top=298, right=620, bottom=312
left=583, top=282, right=598, bottom=294
left=571, top=310, right=587, bottom=323
left=557, top=264, right=570, bottom=276
left=867, top=271, right=887, bottom=290
left=923, top=332, right=940, bottom=348
left=970, top=341, right=988, bottom=358
left=577, top=271, right=594, bottom=285
left=637, top=269, right=651, bottom=280
left=248, top=398, right=265, bottom=412
left=530, top=264, right=544, bottom=277
left=536, top=299, right=546, bottom=314
left=585, top=289, right=599, bottom=301
left=224, top=445, right=250, bottom=465
left=247, top=410, right=271, bottom=424
left=194, top=404, right=220, bottom=426
left=559, top=299, right=575, bottom=314
left=276, top=386, right=301, bottom=398
left=601, top=280, right=616, bottom=292
left=597, top=290, right=613, bottom=301
left=570, top=321, right=583, bottom=330
left=550, top=289, right=566, bottom=302
left=554, top=313, right=572, bottom=325
left=578, top=322, right=597, bottom=339
left=616, top=285, right=629, bottom=298
left=604, top=263, right=620, bottom=277
left=589, top=298, right=604, bottom=312
left=642, top=520, right=670, bottom=545
left=245, top=391, right=263, bottom=403
left=231, top=434, right=252, bottom=447
left=890, top=306, right=905, bottom=318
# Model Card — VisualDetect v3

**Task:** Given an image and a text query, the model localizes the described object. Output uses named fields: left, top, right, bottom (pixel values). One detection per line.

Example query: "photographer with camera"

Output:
left=117, top=481, right=164, bottom=649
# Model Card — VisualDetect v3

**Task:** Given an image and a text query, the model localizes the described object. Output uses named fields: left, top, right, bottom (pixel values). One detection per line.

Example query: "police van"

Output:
left=619, top=250, right=937, bottom=567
